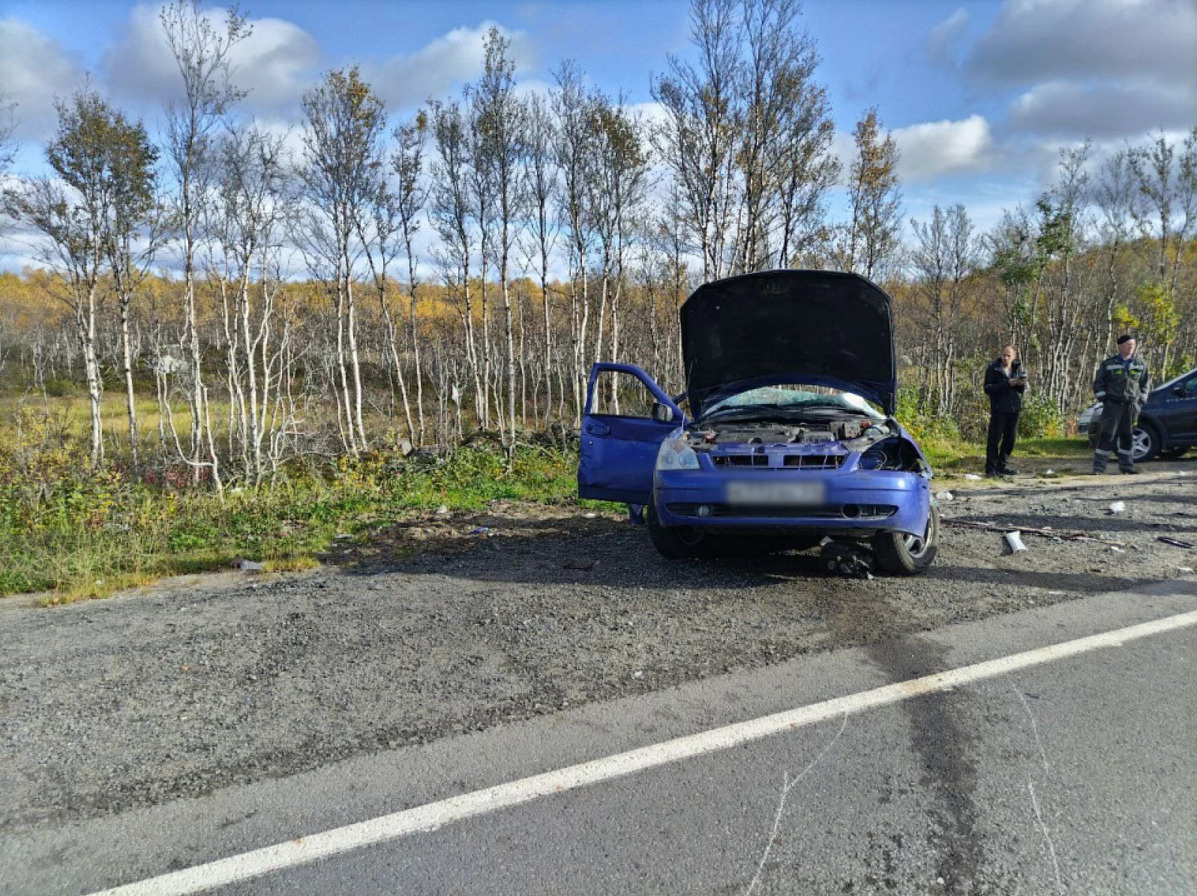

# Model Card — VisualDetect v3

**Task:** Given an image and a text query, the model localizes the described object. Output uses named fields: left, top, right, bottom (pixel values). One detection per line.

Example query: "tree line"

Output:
left=0, top=0, right=1194, bottom=491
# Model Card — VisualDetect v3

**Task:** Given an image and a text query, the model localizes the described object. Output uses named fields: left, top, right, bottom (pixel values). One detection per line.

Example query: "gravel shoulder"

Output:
left=1, top=459, right=1195, bottom=831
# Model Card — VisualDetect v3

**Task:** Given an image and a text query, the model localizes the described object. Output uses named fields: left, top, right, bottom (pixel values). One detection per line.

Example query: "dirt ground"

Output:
left=1, top=455, right=1195, bottom=830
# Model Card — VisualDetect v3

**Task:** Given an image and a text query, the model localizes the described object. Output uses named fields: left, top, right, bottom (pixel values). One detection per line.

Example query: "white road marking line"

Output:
left=90, top=609, right=1197, bottom=896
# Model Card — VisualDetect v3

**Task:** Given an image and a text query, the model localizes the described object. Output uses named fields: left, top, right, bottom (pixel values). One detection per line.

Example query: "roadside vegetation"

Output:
left=0, top=401, right=581, bottom=602
left=1, top=391, right=1088, bottom=604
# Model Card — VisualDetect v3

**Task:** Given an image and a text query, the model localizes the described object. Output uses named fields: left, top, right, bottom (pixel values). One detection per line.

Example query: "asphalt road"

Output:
left=6, top=581, right=1194, bottom=896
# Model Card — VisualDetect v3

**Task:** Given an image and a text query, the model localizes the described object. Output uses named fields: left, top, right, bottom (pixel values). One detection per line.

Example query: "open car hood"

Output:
left=680, top=270, right=897, bottom=417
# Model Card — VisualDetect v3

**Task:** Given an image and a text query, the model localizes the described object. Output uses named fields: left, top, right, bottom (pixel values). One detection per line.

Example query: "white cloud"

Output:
left=368, top=23, right=536, bottom=112
left=0, top=18, right=82, bottom=141
left=894, top=115, right=995, bottom=183
left=103, top=4, right=321, bottom=117
left=927, top=8, right=970, bottom=68
left=1010, top=80, right=1197, bottom=136
left=959, top=0, right=1197, bottom=141
left=967, top=0, right=1197, bottom=86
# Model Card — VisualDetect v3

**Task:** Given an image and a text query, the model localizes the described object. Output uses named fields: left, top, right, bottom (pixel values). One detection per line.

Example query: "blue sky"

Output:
left=2, top=0, right=1195, bottom=272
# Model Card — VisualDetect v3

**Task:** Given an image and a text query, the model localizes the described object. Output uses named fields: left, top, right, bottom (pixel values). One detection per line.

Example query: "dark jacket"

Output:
left=984, top=358, right=1026, bottom=414
left=1093, top=353, right=1150, bottom=405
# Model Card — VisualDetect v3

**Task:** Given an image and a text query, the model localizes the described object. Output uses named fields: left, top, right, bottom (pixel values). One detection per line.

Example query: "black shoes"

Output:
left=997, top=465, right=1018, bottom=476
left=1119, top=466, right=1141, bottom=475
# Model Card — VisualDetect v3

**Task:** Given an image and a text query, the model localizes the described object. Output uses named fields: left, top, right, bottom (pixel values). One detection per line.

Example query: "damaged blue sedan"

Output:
left=577, top=269, right=939, bottom=574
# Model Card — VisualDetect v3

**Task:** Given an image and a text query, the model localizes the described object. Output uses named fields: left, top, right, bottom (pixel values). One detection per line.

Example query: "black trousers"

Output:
left=1096, top=400, right=1135, bottom=456
left=986, top=411, right=1019, bottom=472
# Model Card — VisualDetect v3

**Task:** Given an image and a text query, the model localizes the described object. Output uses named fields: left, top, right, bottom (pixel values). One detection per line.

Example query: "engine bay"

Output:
left=684, top=417, right=895, bottom=448
left=677, top=416, right=925, bottom=473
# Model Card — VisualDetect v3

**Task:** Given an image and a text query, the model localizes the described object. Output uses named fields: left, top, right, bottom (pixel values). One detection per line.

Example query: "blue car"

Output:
left=577, top=270, right=939, bottom=575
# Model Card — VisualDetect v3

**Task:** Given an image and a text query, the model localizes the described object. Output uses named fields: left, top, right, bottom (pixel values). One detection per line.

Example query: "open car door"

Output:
left=577, top=363, right=683, bottom=505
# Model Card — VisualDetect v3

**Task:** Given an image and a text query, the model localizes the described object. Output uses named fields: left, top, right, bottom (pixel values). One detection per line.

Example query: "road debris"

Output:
left=1156, top=536, right=1194, bottom=549
left=942, top=517, right=1127, bottom=548
left=820, top=541, right=875, bottom=579
left=1004, top=531, right=1027, bottom=553
left=1108, top=501, right=1126, bottom=514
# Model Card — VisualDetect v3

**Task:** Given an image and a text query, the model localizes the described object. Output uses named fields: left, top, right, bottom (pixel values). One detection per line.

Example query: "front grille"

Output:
left=713, top=454, right=770, bottom=467
left=711, top=454, right=846, bottom=470
left=783, top=454, right=846, bottom=469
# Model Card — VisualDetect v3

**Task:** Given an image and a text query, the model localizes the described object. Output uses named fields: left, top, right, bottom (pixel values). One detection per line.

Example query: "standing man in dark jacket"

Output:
left=983, top=344, right=1027, bottom=476
left=1092, top=334, right=1151, bottom=474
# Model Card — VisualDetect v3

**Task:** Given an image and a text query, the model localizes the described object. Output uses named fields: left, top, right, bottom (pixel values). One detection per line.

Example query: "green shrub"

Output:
left=43, top=378, right=76, bottom=397
left=1018, top=392, right=1066, bottom=439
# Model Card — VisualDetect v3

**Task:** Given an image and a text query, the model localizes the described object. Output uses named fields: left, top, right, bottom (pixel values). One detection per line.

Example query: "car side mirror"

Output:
left=651, top=402, right=675, bottom=423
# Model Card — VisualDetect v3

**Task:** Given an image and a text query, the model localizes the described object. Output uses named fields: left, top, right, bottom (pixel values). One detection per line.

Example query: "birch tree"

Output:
left=207, top=126, right=293, bottom=483
left=470, top=27, right=526, bottom=447
left=521, top=92, right=560, bottom=426
left=838, top=107, right=902, bottom=281
left=909, top=204, right=977, bottom=415
left=300, top=67, right=385, bottom=454
left=391, top=113, right=429, bottom=443
left=11, top=89, right=118, bottom=466
left=160, top=0, right=249, bottom=485
left=652, top=0, right=741, bottom=282
left=104, top=115, right=160, bottom=470
left=428, top=98, right=482, bottom=426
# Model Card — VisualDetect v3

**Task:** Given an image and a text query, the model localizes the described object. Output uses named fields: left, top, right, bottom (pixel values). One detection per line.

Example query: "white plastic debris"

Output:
left=1004, top=531, right=1027, bottom=553
left=239, top=559, right=264, bottom=571
left=938, top=491, right=954, bottom=501
left=1044, top=469, right=1055, bottom=475
left=1109, top=546, right=1124, bottom=553
left=584, top=512, right=598, bottom=518
left=1178, top=567, right=1194, bottom=574
left=964, top=473, right=982, bottom=480
left=435, top=504, right=450, bottom=515
left=1108, top=501, right=1126, bottom=514
left=1047, top=590, right=1065, bottom=595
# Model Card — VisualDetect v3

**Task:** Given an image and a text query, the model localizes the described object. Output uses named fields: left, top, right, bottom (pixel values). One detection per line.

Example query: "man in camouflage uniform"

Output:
left=1092, top=334, right=1151, bottom=474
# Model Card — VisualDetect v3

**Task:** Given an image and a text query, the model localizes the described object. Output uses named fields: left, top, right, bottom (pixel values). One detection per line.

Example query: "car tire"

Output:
left=1133, top=422, right=1160, bottom=462
left=1160, top=446, right=1189, bottom=460
left=647, top=499, right=703, bottom=559
left=873, top=504, right=939, bottom=576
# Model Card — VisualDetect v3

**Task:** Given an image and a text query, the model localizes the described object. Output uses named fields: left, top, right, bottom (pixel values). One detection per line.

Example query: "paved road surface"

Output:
left=4, top=581, right=1193, bottom=895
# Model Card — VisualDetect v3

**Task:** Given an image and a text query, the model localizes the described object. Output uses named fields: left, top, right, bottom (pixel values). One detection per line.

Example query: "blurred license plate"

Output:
left=726, top=480, right=825, bottom=506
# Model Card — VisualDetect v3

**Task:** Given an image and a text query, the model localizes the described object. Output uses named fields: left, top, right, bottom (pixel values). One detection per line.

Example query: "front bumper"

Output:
left=652, top=468, right=932, bottom=538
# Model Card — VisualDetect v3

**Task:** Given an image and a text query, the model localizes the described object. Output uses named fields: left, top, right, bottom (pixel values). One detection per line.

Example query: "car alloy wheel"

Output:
left=1131, top=423, right=1160, bottom=462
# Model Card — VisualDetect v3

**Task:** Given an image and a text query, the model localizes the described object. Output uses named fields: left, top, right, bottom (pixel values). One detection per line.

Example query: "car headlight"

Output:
left=656, top=437, right=700, bottom=471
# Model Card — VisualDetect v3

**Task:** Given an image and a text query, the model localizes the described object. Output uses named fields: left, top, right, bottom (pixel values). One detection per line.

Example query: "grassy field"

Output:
left=0, top=391, right=1091, bottom=604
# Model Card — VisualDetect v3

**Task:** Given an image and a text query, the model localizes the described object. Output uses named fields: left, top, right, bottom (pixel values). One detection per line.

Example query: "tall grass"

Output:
left=0, top=406, right=583, bottom=602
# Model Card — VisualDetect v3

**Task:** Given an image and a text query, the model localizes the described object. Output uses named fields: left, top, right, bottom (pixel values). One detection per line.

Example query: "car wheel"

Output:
left=1132, top=423, right=1160, bottom=462
left=873, top=504, right=939, bottom=576
left=647, top=499, right=703, bottom=559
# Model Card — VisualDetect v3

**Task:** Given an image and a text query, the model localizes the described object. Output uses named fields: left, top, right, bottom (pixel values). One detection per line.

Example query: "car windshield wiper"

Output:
left=700, top=403, right=781, bottom=423
left=702, top=403, right=844, bottom=424
left=795, top=404, right=879, bottom=417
